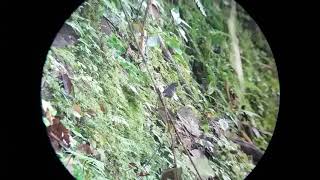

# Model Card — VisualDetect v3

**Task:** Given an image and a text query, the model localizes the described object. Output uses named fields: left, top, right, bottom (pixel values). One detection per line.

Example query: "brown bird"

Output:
left=232, top=138, right=264, bottom=165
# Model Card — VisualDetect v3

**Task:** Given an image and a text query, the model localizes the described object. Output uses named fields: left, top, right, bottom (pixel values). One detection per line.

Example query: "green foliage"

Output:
left=42, top=0, right=279, bottom=179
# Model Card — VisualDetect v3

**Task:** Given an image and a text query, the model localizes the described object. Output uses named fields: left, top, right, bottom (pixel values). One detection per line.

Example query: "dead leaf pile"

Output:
left=47, top=117, right=71, bottom=151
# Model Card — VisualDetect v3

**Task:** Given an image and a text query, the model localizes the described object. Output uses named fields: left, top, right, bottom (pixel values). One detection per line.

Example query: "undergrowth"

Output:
left=41, top=0, right=279, bottom=179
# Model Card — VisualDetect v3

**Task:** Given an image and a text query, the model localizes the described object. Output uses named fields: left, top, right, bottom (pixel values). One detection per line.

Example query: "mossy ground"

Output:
left=41, top=0, right=279, bottom=179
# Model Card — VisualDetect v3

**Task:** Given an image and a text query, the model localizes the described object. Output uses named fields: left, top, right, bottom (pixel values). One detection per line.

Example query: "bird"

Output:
left=232, top=138, right=264, bottom=165
left=162, top=82, right=178, bottom=98
left=213, top=45, right=221, bottom=54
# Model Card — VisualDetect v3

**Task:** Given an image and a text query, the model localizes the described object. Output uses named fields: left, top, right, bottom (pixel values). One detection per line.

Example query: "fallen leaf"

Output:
left=204, top=111, right=214, bottom=119
left=42, top=100, right=57, bottom=124
left=137, top=171, right=150, bottom=177
left=150, top=0, right=160, bottom=21
left=158, top=107, right=176, bottom=125
left=132, top=21, right=144, bottom=35
left=218, top=118, right=229, bottom=131
left=252, top=127, right=261, bottom=138
left=45, top=111, right=53, bottom=124
left=161, top=167, right=182, bottom=180
left=177, top=106, right=201, bottom=137
left=147, top=35, right=160, bottom=47
left=86, top=109, right=96, bottom=116
left=47, top=117, right=71, bottom=150
left=190, top=149, right=203, bottom=158
left=240, top=130, right=253, bottom=144
left=60, top=72, right=73, bottom=95
left=139, top=30, right=147, bottom=55
left=73, top=104, right=81, bottom=114
left=99, top=103, right=106, bottom=113
left=100, top=17, right=113, bottom=35
left=188, top=156, right=215, bottom=180
left=41, top=99, right=53, bottom=112
left=72, top=104, right=82, bottom=118
left=128, top=163, right=138, bottom=169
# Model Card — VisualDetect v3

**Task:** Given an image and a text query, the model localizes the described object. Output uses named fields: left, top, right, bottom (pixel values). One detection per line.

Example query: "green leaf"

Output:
left=146, top=35, right=160, bottom=47
left=207, top=81, right=215, bottom=95
left=194, top=0, right=207, bottom=17
left=43, top=117, right=51, bottom=127
left=178, top=27, right=188, bottom=42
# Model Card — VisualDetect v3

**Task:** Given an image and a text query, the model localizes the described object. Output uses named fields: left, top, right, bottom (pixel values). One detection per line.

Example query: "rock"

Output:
left=100, top=17, right=113, bottom=35
left=177, top=106, right=202, bottom=137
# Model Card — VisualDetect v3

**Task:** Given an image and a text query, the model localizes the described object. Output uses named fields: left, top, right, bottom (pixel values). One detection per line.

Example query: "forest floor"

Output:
left=41, top=0, right=279, bottom=179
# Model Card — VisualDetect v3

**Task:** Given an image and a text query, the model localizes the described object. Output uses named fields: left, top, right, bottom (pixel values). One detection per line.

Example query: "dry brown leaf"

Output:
left=128, top=162, right=138, bottom=169
left=137, top=171, right=150, bottom=177
left=73, top=104, right=81, bottom=114
left=240, top=130, right=253, bottom=144
left=47, top=117, right=71, bottom=149
left=190, top=149, right=203, bottom=158
left=150, top=0, right=160, bottom=21
left=177, top=106, right=201, bottom=137
left=86, top=109, right=96, bottom=116
left=99, top=103, right=106, bottom=113
left=161, top=167, right=182, bottom=180
left=204, top=112, right=214, bottom=119
left=60, top=72, right=73, bottom=95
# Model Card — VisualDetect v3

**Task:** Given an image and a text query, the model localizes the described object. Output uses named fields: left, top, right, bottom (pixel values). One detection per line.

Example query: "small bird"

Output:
left=232, top=138, right=264, bottom=165
left=163, top=82, right=178, bottom=98
left=213, top=45, right=221, bottom=54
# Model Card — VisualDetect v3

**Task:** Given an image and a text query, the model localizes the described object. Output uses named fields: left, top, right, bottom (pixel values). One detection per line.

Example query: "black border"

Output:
left=4, top=0, right=296, bottom=179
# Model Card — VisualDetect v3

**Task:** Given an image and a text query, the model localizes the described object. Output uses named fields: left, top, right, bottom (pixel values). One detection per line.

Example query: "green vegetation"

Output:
left=41, top=0, right=279, bottom=179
